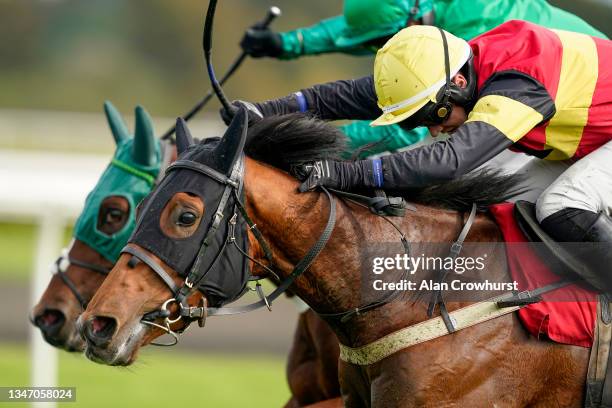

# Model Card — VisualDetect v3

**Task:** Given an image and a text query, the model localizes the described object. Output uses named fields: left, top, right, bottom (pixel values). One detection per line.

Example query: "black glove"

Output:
left=240, top=28, right=283, bottom=58
left=291, top=159, right=380, bottom=193
left=219, top=100, right=263, bottom=126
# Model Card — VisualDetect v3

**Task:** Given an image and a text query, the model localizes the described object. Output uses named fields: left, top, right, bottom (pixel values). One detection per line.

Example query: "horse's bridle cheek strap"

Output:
left=121, top=245, right=180, bottom=295
left=52, top=250, right=111, bottom=309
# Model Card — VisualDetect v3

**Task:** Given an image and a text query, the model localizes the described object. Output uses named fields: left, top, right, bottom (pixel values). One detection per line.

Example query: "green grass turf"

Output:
left=0, top=222, right=72, bottom=282
left=0, top=343, right=290, bottom=407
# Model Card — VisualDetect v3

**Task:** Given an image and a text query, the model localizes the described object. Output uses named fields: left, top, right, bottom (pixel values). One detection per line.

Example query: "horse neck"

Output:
left=243, top=158, right=365, bottom=310
left=243, top=157, right=507, bottom=345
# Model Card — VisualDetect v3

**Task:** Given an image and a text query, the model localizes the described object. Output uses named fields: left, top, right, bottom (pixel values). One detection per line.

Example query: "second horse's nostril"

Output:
left=85, top=316, right=117, bottom=347
left=34, top=309, right=65, bottom=336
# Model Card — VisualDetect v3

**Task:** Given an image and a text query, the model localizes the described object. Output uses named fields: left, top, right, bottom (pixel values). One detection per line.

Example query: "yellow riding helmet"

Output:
left=371, top=25, right=472, bottom=127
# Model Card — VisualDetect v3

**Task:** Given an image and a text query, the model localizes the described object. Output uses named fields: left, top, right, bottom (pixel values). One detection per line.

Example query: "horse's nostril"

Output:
left=84, top=316, right=117, bottom=348
left=34, top=309, right=65, bottom=336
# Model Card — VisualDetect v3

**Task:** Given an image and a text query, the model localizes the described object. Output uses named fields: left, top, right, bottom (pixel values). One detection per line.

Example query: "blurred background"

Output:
left=0, top=0, right=610, bottom=407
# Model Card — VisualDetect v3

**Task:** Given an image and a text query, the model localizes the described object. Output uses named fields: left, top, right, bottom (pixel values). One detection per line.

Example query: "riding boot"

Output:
left=581, top=213, right=612, bottom=292
left=541, top=208, right=612, bottom=293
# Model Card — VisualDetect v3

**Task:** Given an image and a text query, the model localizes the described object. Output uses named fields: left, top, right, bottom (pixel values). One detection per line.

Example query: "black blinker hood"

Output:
left=127, top=110, right=251, bottom=307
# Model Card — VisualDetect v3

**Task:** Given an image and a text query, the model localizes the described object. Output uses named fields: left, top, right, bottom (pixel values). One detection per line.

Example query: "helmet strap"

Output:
left=433, top=27, right=453, bottom=121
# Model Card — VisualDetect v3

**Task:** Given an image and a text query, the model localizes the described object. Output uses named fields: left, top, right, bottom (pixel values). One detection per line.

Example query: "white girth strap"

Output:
left=339, top=293, right=520, bottom=366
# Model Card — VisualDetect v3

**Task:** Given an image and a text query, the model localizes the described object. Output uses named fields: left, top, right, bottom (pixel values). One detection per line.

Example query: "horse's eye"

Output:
left=106, top=208, right=124, bottom=223
left=177, top=211, right=197, bottom=226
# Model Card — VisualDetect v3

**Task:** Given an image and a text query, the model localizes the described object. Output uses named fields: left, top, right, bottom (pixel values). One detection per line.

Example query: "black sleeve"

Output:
left=380, top=71, right=555, bottom=189
left=255, top=75, right=380, bottom=121
left=381, top=124, right=513, bottom=188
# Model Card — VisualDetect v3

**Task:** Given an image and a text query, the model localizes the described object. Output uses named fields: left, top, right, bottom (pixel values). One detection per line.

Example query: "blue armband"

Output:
left=294, top=91, right=308, bottom=113
left=372, top=158, right=383, bottom=188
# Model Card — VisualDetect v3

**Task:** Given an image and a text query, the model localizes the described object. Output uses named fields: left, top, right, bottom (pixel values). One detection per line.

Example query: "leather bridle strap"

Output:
left=66, top=258, right=111, bottom=275
left=427, top=203, right=478, bottom=332
left=232, top=191, right=274, bottom=263
left=57, top=271, right=88, bottom=308
left=122, top=246, right=180, bottom=295
left=52, top=253, right=111, bottom=308
left=167, top=159, right=239, bottom=188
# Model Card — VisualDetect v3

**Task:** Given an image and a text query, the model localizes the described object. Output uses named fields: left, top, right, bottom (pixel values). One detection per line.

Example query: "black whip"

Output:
left=160, top=5, right=281, bottom=140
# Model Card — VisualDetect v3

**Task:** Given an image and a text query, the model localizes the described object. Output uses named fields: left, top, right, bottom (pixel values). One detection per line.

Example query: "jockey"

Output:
left=237, top=21, right=612, bottom=291
left=237, top=0, right=607, bottom=156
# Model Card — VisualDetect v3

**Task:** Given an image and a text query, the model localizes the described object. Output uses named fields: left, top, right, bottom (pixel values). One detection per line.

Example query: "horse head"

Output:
left=31, top=101, right=163, bottom=352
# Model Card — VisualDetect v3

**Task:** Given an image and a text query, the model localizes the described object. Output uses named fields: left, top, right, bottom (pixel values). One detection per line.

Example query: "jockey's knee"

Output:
left=535, top=163, right=607, bottom=225
left=536, top=166, right=605, bottom=242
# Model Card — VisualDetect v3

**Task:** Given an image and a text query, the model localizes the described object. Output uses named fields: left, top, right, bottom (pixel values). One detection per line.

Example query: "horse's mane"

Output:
left=245, top=114, right=348, bottom=168
left=245, top=114, right=526, bottom=212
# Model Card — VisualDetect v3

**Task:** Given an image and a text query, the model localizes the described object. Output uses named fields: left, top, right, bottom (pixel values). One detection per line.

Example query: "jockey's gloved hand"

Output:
left=240, top=28, right=283, bottom=58
left=219, top=100, right=263, bottom=126
left=291, top=159, right=383, bottom=193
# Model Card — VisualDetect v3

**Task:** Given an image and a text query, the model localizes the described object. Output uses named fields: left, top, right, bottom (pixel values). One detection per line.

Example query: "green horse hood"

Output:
left=73, top=101, right=161, bottom=263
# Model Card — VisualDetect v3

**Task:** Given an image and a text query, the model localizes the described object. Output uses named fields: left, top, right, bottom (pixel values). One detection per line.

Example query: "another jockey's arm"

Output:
left=255, top=75, right=379, bottom=120
left=340, top=122, right=429, bottom=157
left=380, top=72, right=556, bottom=188
left=280, top=16, right=371, bottom=59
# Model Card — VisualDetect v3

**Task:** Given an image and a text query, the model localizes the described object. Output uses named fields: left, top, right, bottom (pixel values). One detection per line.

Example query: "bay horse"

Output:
left=79, top=111, right=589, bottom=407
left=30, top=103, right=342, bottom=408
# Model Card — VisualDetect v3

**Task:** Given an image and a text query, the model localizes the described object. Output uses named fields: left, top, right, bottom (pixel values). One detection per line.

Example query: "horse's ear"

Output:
left=175, top=117, right=194, bottom=155
left=213, top=107, right=248, bottom=175
left=103, top=101, right=129, bottom=145
left=132, top=106, right=157, bottom=167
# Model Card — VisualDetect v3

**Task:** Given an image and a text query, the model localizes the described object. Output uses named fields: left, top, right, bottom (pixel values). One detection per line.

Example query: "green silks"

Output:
left=73, top=103, right=161, bottom=263
left=279, top=0, right=435, bottom=59
left=279, top=16, right=364, bottom=59
left=278, top=0, right=606, bottom=58
left=434, top=0, right=607, bottom=41
left=336, top=0, right=434, bottom=47
left=340, top=121, right=429, bottom=158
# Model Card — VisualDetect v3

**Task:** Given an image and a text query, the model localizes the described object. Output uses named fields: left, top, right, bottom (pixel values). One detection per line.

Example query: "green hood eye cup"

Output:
left=335, top=0, right=434, bottom=48
left=73, top=102, right=161, bottom=263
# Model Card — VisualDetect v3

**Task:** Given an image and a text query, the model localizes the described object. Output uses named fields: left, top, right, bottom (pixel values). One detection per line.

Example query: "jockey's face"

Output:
left=427, top=104, right=467, bottom=137
left=427, top=73, right=469, bottom=137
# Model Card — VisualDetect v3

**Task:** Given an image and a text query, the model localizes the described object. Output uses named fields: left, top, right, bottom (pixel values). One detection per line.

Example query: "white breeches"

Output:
left=536, top=140, right=612, bottom=222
